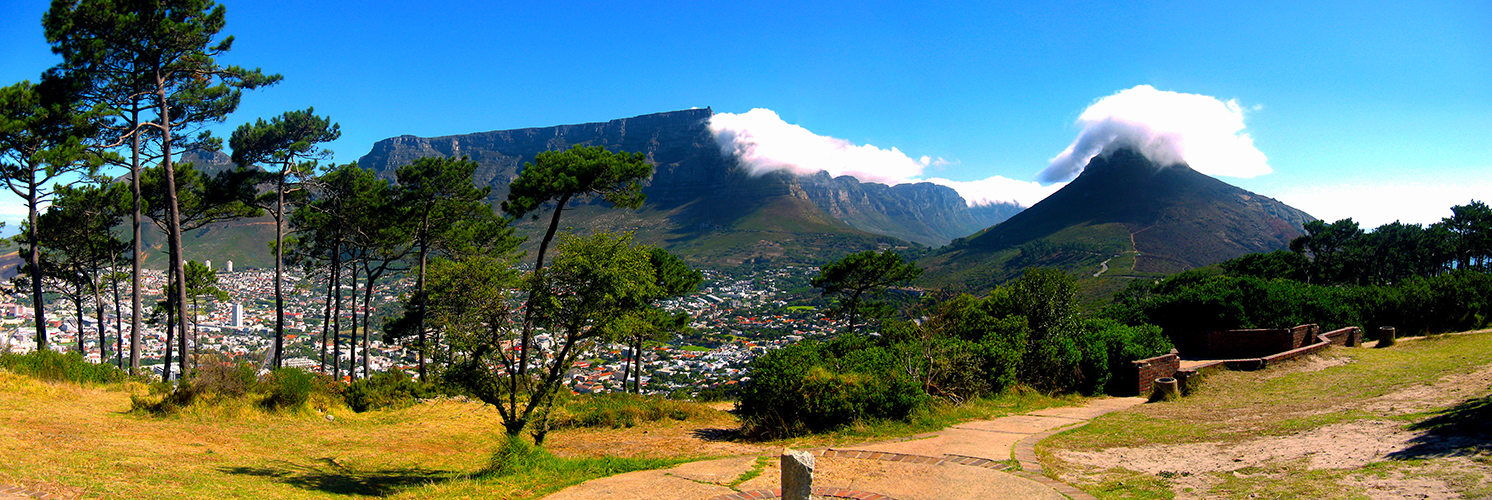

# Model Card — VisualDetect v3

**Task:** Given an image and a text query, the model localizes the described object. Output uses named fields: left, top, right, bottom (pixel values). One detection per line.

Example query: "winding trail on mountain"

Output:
left=543, top=397, right=1146, bottom=500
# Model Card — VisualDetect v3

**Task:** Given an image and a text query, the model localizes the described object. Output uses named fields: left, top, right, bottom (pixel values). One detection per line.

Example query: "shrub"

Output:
left=260, top=367, right=315, bottom=410
left=1077, top=318, right=1173, bottom=395
left=189, top=358, right=257, bottom=397
left=738, top=336, right=924, bottom=437
left=0, top=350, right=126, bottom=384
left=549, top=392, right=710, bottom=429
left=345, top=370, right=437, bottom=412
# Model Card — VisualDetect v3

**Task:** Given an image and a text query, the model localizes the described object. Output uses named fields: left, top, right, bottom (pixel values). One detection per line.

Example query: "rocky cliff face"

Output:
left=356, top=109, right=1017, bottom=247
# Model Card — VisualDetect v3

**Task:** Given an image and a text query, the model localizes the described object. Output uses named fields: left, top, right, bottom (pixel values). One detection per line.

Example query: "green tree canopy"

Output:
left=811, top=249, right=923, bottom=334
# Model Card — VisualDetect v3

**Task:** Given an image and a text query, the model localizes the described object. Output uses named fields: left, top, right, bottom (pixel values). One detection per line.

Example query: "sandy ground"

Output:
left=1052, top=355, right=1492, bottom=499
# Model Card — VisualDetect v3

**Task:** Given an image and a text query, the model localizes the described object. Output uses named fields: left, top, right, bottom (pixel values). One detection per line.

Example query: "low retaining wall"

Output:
left=1129, top=349, right=1181, bottom=396
left=1125, top=325, right=1364, bottom=396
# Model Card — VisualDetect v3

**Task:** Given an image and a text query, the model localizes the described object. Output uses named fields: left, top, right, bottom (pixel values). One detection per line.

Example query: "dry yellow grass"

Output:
left=0, top=372, right=747, bottom=499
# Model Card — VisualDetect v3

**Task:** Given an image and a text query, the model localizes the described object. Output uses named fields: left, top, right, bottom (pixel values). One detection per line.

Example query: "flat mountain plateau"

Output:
left=3, top=330, right=1489, bottom=499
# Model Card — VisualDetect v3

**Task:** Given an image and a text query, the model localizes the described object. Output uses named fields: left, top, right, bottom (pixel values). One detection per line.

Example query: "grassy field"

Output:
left=0, top=365, right=1081, bottom=499
left=1039, top=330, right=1492, bottom=499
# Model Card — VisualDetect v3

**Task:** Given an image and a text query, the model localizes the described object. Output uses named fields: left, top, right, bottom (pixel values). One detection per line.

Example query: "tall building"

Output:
left=226, top=260, right=234, bottom=273
left=205, top=259, right=212, bottom=270
left=232, top=304, right=244, bottom=328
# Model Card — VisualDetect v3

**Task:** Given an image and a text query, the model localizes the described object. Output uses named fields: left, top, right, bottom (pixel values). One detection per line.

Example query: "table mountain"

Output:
left=356, top=108, right=1020, bottom=265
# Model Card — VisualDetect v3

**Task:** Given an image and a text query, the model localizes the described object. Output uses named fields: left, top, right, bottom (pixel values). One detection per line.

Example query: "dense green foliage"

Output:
left=344, top=369, right=444, bottom=412
left=737, top=333, right=925, bottom=437
left=0, top=350, right=127, bottom=384
left=1284, top=203, right=1492, bottom=286
left=741, top=268, right=1173, bottom=437
left=1106, top=267, right=1492, bottom=345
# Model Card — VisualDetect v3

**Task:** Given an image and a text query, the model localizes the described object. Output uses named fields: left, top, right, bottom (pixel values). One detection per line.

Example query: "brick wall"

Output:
left=1126, top=324, right=1361, bottom=396
left=1205, top=328, right=1291, bottom=358
left=1324, top=327, right=1361, bottom=347
left=1128, top=349, right=1180, bottom=396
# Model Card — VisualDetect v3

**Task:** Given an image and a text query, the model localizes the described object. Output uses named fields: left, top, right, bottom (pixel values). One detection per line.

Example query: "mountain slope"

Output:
left=356, top=109, right=1019, bottom=251
left=921, top=148, right=1315, bottom=295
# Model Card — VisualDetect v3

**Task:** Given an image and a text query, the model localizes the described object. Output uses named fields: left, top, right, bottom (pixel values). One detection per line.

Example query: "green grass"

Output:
left=679, top=345, right=711, bottom=352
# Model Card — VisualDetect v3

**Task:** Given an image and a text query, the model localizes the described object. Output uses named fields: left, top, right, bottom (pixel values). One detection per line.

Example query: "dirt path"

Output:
left=543, top=397, right=1145, bottom=500
left=1047, top=338, right=1492, bottom=500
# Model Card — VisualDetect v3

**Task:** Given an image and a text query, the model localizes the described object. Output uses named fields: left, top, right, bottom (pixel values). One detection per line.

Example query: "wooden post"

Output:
left=1378, top=326, right=1396, bottom=348
left=782, top=449, right=814, bottom=500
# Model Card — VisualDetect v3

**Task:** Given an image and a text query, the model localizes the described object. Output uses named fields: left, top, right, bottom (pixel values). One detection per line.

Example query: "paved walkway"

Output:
left=544, top=397, right=1145, bottom=500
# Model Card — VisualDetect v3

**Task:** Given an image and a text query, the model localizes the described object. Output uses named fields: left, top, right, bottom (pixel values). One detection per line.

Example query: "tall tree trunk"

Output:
left=330, top=246, right=343, bottom=380
left=129, top=114, right=142, bottom=375
left=74, top=291, right=84, bottom=355
left=28, top=183, right=44, bottom=352
left=158, top=86, right=190, bottom=382
left=111, top=267, right=122, bottom=369
left=94, top=277, right=106, bottom=365
left=273, top=173, right=285, bottom=369
left=415, top=222, right=429, bottom=380
left=319, top=266, right=333, bottom=373
left=361, top=266, right=377, bottom=378
left=348, top=262, right=358, bottom=380
left=163, top=278, right=174, bottom=381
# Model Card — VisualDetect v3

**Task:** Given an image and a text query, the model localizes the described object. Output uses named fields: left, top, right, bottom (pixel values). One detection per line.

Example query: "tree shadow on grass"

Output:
left=691, top=427, right=745, bottom=442
left=1387, top=395, right=1492, bottom=460
left=218, top=457, right=457, bottom=497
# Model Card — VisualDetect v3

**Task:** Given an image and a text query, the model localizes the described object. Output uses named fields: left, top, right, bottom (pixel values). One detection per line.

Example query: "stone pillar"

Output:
left=1378, top=326, right=1396, bottom=348
left=782, top=449, right=814, bottom=500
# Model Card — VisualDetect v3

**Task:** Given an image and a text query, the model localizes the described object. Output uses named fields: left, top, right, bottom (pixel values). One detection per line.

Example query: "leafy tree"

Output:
left=606, top=248, right=701, bottom=394
left=291, top=163, right=382, bottom=378
left=1290, top=219, right=1365, bottom=284
left=810, top=249, right=923, bottom=334
left=140, top=160, right=258, bottom=377
left=1220, top=250, right=1309, bottom=282
left=502, top=145, right=652, bottom=393
left=1443, top=200, right=1492, bottom=271
left=183, top=260, right=227, bottom=371
left=442, top=233, right=673, bottom=445
left=0, top=80, right=102, bottom=351
left=33, top=181, right=129, bottom=360
left=44, top=0, right=279, bottom=379
left=988, top=268, right=1082, bottom=392
left=525, top=233, right=665, bottom=444
left=393, top=156, right=497, bottom=379
left=229, top=108, right=338, bottom=368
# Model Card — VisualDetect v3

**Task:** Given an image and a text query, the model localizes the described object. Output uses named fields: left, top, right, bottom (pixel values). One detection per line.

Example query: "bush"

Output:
left=738, top=336, right=924, bottom=437
left=261, top=367, right=315, bottom=410
left=0, top=350, right=126, bottom=384
left=190, top=358, right=257, bottom=397
left=344, top=370, right=437, bottom=412
left=549, top=392, right=710, bottom=429
left=1076, top=318, right=1173, bottom=395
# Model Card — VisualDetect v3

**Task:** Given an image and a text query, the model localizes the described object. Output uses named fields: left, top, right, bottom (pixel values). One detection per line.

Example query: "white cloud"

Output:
left=1275, top=179, right=1492, bottom=228
left=708, top=108, right=1055, bottom=206
left=926, top=177, right=1066, bottom=208
left=1039, top=85, right=1271, bottom=183
left=708, top=109, right=927, bottom=184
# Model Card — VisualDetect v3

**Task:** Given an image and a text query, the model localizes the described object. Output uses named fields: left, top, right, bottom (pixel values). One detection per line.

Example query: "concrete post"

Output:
left=1378, top=326, right=1396, bottom=348
left=1154, top=377, right=1181, bottom=400
left=782, top=449, right=814, bottom=500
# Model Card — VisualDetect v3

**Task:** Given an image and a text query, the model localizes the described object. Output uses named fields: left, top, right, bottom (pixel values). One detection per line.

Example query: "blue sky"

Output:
left=2, top=0, right=1489, bottom=233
